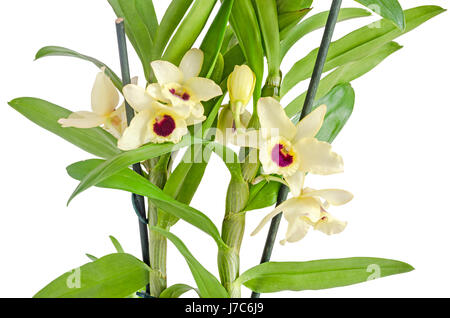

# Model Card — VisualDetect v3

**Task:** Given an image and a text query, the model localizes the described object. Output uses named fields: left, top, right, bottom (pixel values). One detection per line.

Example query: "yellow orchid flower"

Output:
left=231, top=97, right=344, bottom=196
left=117, top=85, right=189, bottom=150
left=252, top=187, right=353, bottom=245
left=147, top=49, right=223, bottom=120
left=58, top=68, right=125, bottom=137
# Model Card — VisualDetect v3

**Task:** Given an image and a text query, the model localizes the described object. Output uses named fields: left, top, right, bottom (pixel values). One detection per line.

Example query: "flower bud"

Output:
left=216, top=105, right=252, bottom=145
left=227, top=65, right=256, bottom=107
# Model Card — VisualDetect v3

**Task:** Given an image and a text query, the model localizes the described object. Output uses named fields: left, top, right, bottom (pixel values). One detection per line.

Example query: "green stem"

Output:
left=218, top=178, right=249, bottom=297
left=147, top=155, right=170, bottom=297
left=251, top=0, right=343, bottom=299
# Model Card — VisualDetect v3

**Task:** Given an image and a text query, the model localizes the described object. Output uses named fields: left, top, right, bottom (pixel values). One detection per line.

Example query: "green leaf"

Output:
left=314, top=83, right=355, bottom=144
left=280, top=8, right=371, bottom=57
left=67, top=136, right=201, bottom=204
left=8, top=98, right=121, bottom=159
left=109, top=235, right=125, bottom=253
left=222, top=44, right=246, bottom=82
left=276, top=0, right=312, bottom=14
left=34, top=253, right=150, bottom=298
left=151, top=227, right=229, bottom=298
left=254, top=0, right=281, bottom=77
left=135, top=0, right=159, bottom=41
left=153, top=0, right=194, bottom=58
left=116, top=0, right=154, bottom=82
left=200, top=0, right=234, bottom=78
left=355, top=0, right=405, bottom=30
left=160, top=284, right=199, bottom=298
left=278, top=9, right=311, bottom=38
left=235, top=257, right=414, bottom=293
left=228, top=0, right=264, bottom=110
left=85, top=254, right=98, bottom=262
left=163, top=0, right=217, bottom=65
left=67, top=159, right=226, bottom=249
left=160, top=145, right=212, bottom=228
left=245, top=181, right=281, bottom=212
left=285, top=41, right=401, bottom=118
left=34, top=46, right=123, bottom=91
left=281, top=5, right=445, bottom=97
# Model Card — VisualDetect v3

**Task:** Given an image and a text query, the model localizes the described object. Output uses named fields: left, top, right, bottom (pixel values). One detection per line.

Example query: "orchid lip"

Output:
left=153, top=115, right=176, bottom=137
left=271, top=143, right=294, bottom=167
left=169, top=88, right=190, bottom=101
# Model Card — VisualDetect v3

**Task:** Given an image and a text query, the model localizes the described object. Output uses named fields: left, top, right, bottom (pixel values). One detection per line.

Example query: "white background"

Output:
left=0, top=0, right=449, bottom=298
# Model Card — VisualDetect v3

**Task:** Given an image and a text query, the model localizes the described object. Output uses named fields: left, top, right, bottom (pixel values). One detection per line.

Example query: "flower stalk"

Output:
left=251, top=0, right=343, bottom=298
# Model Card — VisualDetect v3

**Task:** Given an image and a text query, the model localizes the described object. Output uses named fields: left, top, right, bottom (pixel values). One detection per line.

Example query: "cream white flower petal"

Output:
left=104, top=104, right=127, bottom=138
left=251, top=203, right=285, bottom=237
left=91, top=71, right=119, bottom=116
left=228, top=130, right=261, bottom=149
left=185, top=115, right=206, bottom=126
left=295, top=137, right=344, bottom=175
left=280, top=217, right=310, bottom=245
left=123, top=84, right=155, bottom=112
left=58, top=111, right=105, bottom=128
left=151, top=60, right=184, bottom=84
left=179, top=48, right=204, bottom=80
left=284, top=171, right=305, bottom=197
left=257, top=97, right=296, bottom=140
left=191, top=102, right=205, bottom=118
left=303, top=189, right=353, bottom=206
left=251, top=197, right=320, bottom=237
left=185, top=77, right=222, bottom=102
left=314, top=213, right=347, bottom=235
left=117, top=109, right=153, bottom=151
left=146, top=83, right=170, bottom=103
left=293, top=104, right=326, bottom=143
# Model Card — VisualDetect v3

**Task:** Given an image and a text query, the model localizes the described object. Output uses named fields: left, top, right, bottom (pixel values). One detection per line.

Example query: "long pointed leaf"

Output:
left=286, top=41, right=401, bottom=118
left=163, top=0, right=217, bottom=65
left=153, top=0, right=194, bottom=58
left=355, top=0, right=405, bottom=30
left=35, top=46, right=123, bottom=91
left=281, top=8, right=371, bottom=57
left=67, top=159, right=226, bottom=249
left=254, top=0, right=281, bottom=77
left=160, top=284, right=199, bottom=298
left=200, top=0, right=234, bottom=78
left=235, top=257, right=414, bottom=293
left=151, top=227, right=229, bottom=298
left=228, top=0, right=264, bottom=110
left=34, top=253, right=150, bottom=298
left=8, top=98, right=121, bottom=158
left=135, top=0, right=159, bottom=41
left=281, top=5, right=445, bottom=97
left=67, top=136, right=202, bottom=204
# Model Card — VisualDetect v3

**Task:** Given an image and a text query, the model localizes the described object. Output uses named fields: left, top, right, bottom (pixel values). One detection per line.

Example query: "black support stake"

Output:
left=115, top=18, right=151, bottom=295
left=251, top=0, right=343, bottom=298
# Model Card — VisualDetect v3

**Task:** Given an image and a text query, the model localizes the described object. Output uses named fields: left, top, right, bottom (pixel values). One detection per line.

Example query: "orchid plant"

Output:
left=8, top=0, right=445, bottom=298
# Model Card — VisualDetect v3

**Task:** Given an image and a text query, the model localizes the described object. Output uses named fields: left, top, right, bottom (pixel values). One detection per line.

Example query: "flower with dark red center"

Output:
left=271, top=143, right=294, bottom=168
left=229, top=97, right=344, bottom=197
left=117, top=99, right=188, bottom=150
left=146, top=49, right=222, bottom=122
left=153, top=115, right=176, bottom=137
